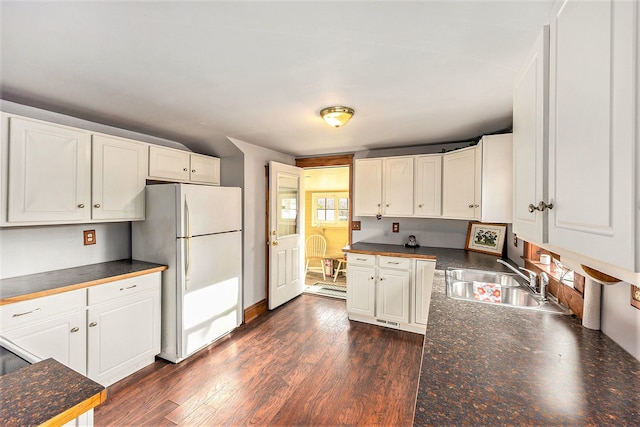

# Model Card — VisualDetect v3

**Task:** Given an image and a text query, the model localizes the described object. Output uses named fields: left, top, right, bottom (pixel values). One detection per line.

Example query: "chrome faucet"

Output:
left=496, top=259, right=547, bottom=300
left=539, top=272, right=549, bottom=301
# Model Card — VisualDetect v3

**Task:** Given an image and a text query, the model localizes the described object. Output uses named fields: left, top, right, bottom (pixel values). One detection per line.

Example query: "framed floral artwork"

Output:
left=465, top=222, right=507, bottom=256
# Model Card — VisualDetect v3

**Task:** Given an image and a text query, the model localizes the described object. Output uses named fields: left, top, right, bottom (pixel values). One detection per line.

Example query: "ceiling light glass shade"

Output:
left=320, top=106, right=355, bottom=128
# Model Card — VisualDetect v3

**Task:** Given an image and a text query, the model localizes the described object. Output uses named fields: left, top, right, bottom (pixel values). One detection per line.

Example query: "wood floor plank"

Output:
left=94, top=294, right=424, bottom=426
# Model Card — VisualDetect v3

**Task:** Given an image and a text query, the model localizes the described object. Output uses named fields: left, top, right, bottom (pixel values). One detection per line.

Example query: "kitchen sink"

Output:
left=446, top=268, right=523, bottom=287
left=445, top=268, right=571, bottom=314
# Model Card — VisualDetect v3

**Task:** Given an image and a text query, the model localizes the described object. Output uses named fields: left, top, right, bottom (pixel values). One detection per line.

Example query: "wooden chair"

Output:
left=333, top=243, right=348, bottom=282
left=305, top=235, right=327, bottom=281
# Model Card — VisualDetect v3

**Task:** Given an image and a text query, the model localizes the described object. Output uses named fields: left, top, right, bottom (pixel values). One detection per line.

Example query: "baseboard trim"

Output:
left=244, top=299, right=268, bottom=323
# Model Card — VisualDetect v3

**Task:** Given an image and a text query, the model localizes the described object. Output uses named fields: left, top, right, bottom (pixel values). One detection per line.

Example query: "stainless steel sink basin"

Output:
left=445, top=268, right=571, bottom=315
left=446, top=268, right=523, bottom=287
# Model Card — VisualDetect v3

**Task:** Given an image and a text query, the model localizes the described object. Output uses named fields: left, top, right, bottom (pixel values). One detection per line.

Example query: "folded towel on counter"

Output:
left=473, top=282, right=502, bottom=303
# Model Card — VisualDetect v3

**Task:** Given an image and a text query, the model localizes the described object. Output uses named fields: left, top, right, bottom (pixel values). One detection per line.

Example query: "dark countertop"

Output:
left=0, top=259, right=167, bottom=304
left=345, top=242, right=515, bottom=271
left=414, top=270, right=640, bottom=425
left=0, top=358, right=106, bottom=427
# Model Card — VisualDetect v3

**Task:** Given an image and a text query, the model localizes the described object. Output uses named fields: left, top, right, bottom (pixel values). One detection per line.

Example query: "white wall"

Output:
left=352, top=217, right=469, bottom=248
left=0, top=223, right=130, bottom=279
left=227, top=137, right=294, bottom=309
left=601, top=282, right=640, bottom=360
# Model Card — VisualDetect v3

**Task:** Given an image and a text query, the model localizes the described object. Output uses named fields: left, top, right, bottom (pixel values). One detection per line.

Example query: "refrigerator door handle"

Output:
left=184, top=195, right=192, bottom=289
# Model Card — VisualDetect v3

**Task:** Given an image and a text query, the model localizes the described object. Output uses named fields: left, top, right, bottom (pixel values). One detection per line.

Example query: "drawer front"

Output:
left=0, top=289, right=85, bottom=332
left=347, top=253, right=376, bottom=266
left=378, top=256, right=411, bottom=270
left=88, top=272, right=160, bottom=306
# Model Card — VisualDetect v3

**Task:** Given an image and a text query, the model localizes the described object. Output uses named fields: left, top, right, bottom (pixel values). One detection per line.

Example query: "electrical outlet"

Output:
left=392, top=222, right=399, bottom=233
left=83, top=229, right=96, bottom=246
left=351, top=221, right=361, bottom=231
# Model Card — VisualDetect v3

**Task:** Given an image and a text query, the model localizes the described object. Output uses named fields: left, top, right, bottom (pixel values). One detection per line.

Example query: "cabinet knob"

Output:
left=469, top=204, right=474, bottom=208
left=70, top=327, right=80, bottom=333
left=528, top=201, right=553, bottom=213
left=183, top=168, right=188, bottom=172
left=474, top=204, right=479, bottom=208
left=89, top=321, right=98, bottom=327
left=418, top=204, right=423, bottom=208
left=386, top=204, right=390, bottom=207
left=78, top=204, right=85, bottom=208
left=369, top=276, right=375, bottom=280
left=94, top=203, right=101, bottom=208
left=192, top=169, right=196, bottom=173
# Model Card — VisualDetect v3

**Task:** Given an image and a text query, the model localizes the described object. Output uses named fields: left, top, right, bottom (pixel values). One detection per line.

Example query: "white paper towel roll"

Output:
left=582, top=278, right=602, bottom=330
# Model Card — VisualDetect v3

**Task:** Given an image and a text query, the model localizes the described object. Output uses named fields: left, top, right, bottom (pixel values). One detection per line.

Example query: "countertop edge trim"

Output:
left=343, top=248, right=437, bottom=260
left=39, top=389, right=107, bottom=427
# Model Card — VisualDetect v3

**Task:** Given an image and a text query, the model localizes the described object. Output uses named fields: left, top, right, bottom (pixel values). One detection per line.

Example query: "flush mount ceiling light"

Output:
left=319, top=106, right=355, bottom=128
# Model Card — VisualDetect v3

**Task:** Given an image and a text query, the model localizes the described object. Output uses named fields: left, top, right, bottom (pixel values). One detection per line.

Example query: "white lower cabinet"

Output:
left=87, top=273, right=161, bottom=386
left=0, top=273, right=161, bottom=390
left=346, top=253, right=435, bottom=334
left=0, top=290, right=86, bottom=373
left=346, top=260, right=376, bottom=317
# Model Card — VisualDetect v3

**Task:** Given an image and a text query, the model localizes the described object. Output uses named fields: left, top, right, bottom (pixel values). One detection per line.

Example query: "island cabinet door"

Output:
left=376, top=268, right=410, bottom=324
left=346, top=264, right=376, bottom=317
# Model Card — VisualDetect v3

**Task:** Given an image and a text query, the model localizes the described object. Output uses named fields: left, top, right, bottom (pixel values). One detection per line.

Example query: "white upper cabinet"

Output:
left=442, top=137, right=513, bottom=222
left=148, top=145, right=220, bottom=185
left=92, top=135, right=146, bottom=221
left=414, top=154, right=442, bottom=217
left=442, top=146, right=478, bottom=220
left=354, top=158, right=383, bottom=216
left=354, top=157, right=414, bottom=217
left=547, top=0, right=638, bottom=273
left=5, top=116, right=91, bottom=223
left=189, top=153, right=220, bottom=185
left=1, top=114, right=148, bottom=225
left=479, top=134, right=513, bottom=223
left=512, top=26, right=549, bottom=244
left=382, top=156, right=414, bottom=216
left=148, top=145, right=190, bottom=182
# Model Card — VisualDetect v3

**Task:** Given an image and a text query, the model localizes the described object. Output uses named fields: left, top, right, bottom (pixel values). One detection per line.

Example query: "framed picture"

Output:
left=465, top=222, right=507, bottom=256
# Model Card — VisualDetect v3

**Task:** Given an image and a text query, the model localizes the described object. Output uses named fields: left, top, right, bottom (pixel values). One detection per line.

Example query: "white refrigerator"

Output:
left=132, top=183, right=242, bottom=363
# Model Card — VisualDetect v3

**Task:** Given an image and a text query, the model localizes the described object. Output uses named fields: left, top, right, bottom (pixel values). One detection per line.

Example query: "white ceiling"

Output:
left=0, top=0, right=555, bottom=157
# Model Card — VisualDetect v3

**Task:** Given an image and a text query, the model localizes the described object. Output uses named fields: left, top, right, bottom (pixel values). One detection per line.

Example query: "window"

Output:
left=312, top=192, right=348, bottom=227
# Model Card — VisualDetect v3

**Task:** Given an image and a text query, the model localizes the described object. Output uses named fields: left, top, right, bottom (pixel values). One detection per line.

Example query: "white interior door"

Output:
left=268, top=161, right=304, bottom=310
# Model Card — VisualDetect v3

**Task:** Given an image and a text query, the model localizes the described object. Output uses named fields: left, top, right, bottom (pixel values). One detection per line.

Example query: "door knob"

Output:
left=272, top=241, right=279, bottom=246
left=528, top=201, right=553, bottom=213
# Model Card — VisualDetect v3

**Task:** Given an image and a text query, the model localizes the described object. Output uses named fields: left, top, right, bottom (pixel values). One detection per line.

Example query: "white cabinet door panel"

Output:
left=190, top=154, right=220, bottom=185
left=87, top=288, right=160, bottom=386
left=354, top=159, right=383, bottom=216
left=346, top=265, right=376, bottom=317
left=442, top=147, right=477, bottom=219
left=2, top=311, right=86, bottom=374
left=92, top=135, right=146, bottom=221
left=7, top=117, right=91, bottom=223
left=513, top=27, right=549, bottom=244
left=377, top=268, right=410, bottom=324
left=548, top=0, right=637, bottom=270
left=148, top=145, right=190, bottom=181
left=383, top=156, right=414, bottom=216
left=414, top=155, right=442, bottom=217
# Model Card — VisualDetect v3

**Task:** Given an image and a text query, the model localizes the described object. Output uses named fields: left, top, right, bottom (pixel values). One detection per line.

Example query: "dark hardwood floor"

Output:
left=94, top=294, right=424, bottom=426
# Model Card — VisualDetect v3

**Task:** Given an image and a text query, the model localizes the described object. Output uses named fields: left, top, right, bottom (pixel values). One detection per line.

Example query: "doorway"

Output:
left=296, top=155, right=353, bottom=299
